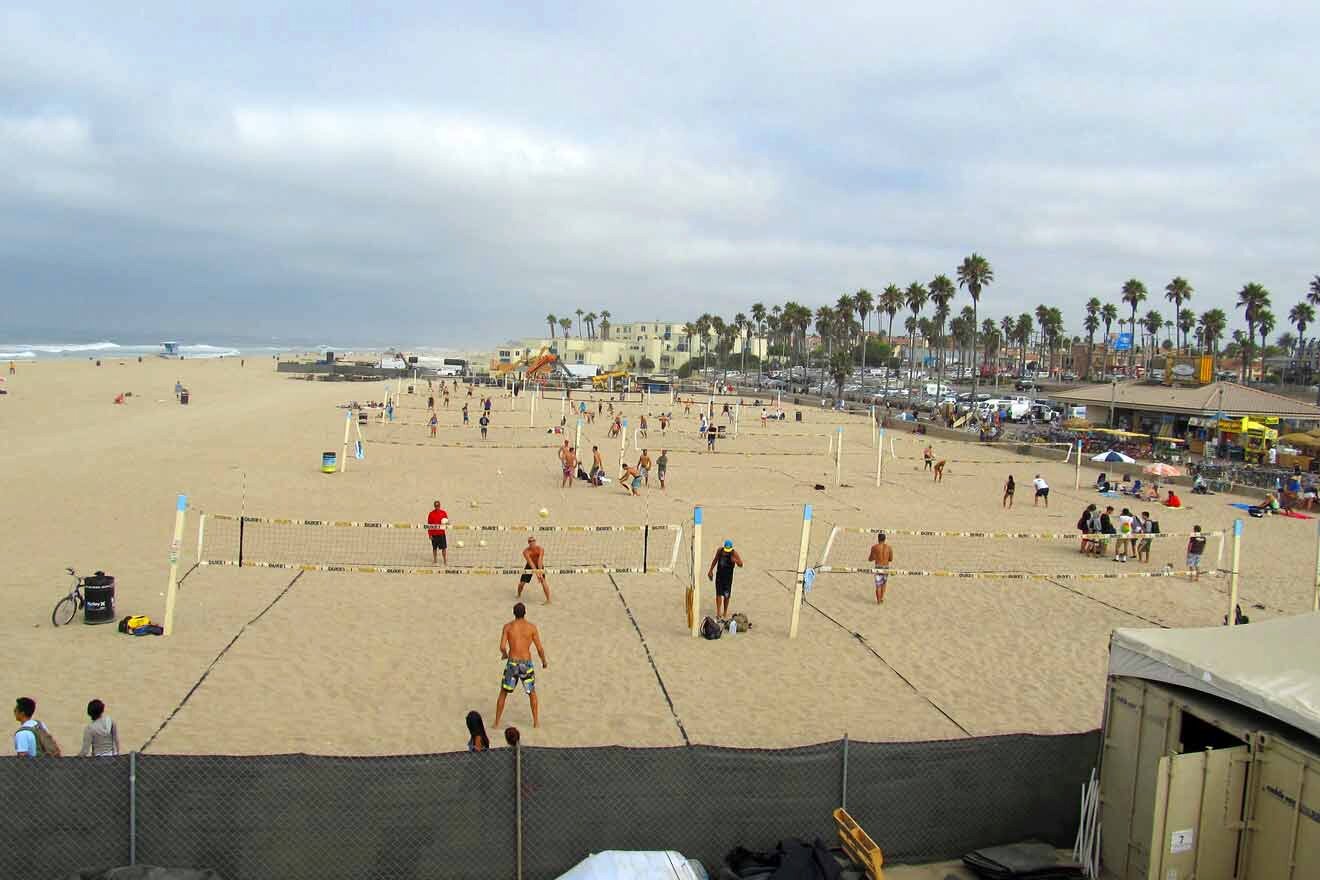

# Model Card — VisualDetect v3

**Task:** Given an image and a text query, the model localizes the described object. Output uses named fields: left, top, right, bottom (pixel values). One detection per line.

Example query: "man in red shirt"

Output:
left=427, top=500, right=449, bottom=565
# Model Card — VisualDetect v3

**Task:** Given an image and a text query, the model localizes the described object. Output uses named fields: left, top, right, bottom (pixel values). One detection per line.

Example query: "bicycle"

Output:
left=52, top=567, right=85, bottom=626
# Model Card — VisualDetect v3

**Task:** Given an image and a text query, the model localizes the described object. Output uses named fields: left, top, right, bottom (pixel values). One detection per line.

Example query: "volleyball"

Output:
left=539, top=507, right=550, bottom=518
left=456, top=540, right=465, bottom=548
left=479, top=539, right=488, bottom=548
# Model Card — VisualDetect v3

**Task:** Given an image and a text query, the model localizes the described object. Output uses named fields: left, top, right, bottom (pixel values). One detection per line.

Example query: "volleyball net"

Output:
left=196, top=512, right=684, bottom=576
left=811, top=523, right=1227, bottom=580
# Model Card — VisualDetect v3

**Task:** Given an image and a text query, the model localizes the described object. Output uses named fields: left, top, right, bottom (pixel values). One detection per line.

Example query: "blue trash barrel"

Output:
left=322, top=451, right=337, bottom=473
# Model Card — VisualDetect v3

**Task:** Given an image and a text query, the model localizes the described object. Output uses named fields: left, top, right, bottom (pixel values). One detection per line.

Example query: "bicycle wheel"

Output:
left=51, top=595, right=79, bottom=626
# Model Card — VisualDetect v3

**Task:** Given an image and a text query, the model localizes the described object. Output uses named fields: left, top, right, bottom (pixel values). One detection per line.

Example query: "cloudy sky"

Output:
left=3, top=2, right=1317, bottom=347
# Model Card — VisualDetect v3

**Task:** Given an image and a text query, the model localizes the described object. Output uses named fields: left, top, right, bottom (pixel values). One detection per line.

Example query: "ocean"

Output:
left=0, top=340, right=467, bottom=363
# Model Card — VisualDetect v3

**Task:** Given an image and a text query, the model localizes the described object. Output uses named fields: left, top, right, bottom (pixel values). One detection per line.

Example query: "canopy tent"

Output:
left=1108, top=613, right=1320, bottom=741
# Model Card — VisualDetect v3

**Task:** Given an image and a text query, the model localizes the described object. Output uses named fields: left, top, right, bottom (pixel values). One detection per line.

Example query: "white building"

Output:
left=486, top=320, right=767, bottom=374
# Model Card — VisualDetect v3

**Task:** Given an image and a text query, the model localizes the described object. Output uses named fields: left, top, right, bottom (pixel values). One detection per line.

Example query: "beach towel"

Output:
left=1229, top=502, right=1310, bottom=519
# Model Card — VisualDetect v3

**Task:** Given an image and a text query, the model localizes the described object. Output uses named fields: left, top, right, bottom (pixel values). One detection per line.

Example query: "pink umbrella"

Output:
left=1143, top=463, right=1182, bottom=477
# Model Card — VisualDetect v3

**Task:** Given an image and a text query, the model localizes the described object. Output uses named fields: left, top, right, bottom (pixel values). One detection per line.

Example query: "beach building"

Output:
left=487, top=321, right=767, bottom=374
left=1049, top=379, right=1320, bottom=461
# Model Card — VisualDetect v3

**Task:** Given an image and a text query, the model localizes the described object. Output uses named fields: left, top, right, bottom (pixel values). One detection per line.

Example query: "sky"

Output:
left=2, top=2, right=1318, bottom=348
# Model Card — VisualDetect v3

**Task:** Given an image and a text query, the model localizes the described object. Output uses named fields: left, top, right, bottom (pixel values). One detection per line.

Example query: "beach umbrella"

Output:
left=1280, top=432, right=1320, bottom=447
left=1143, top=462, right=1183, bottom=477
left=1092, top=449, right=1136, bottom=464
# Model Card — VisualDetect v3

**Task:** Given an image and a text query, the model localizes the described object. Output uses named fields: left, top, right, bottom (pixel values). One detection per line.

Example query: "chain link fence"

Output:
left=2, top=730, right=1099, bottom=880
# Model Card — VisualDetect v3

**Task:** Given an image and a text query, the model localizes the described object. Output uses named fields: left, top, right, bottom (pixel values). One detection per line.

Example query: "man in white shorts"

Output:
left=867, top=532, right=894, bottom=604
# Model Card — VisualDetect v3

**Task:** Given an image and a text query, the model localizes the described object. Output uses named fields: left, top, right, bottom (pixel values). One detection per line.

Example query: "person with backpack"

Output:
left=14, top=697, right=61, bottom=757
left=80, top=699, right=120, bottom=757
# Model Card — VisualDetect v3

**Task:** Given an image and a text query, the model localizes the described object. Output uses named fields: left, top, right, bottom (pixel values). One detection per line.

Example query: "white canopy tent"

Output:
left=1108, top=612, right=1320, bottom=740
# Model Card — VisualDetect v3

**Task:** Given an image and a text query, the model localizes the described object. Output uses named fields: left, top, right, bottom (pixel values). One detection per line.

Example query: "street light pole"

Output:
left=1110, top=379, right=1118, bottom=428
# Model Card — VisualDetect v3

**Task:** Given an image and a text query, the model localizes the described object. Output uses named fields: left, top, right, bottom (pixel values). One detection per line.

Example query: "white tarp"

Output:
left=560, top=364, right=601, bottom=379
left=556, top=851, right=706, bottom=880
left=1109, top=613, right=1320, bottom=740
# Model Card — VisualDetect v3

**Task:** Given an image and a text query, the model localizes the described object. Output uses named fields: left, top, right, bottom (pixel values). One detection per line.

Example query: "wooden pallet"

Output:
left=833, top=807, right=884, bottom=880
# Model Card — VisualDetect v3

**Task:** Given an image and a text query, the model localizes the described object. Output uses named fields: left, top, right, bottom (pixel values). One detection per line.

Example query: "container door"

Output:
left=1101, top=679, right=1175, bottom=879
left=1243, top=737, right=1319, bottom=880
left=1148, top=746, right=1248, bottom=880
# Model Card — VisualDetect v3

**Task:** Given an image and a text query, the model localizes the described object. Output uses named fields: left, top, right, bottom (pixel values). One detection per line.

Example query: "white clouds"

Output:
left=1, top=3, right=1318, bottom=342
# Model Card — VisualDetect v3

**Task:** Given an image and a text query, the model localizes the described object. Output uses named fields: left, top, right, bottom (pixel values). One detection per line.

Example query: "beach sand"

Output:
left=2, top=358, right=1313, bottom=756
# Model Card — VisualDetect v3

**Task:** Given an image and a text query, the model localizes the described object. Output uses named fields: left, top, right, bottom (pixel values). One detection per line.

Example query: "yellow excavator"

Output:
left=590, top=369, right=630, bottom=389
left=494, top=347, right=556, bottom=377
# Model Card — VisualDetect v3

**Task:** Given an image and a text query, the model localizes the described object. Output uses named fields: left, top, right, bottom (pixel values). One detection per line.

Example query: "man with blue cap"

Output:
left=706, top=539, right=744, bottom=621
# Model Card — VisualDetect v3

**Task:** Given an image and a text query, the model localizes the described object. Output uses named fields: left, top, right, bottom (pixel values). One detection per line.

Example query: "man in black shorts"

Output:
left=518, top=537, right=551, bottom=603
left=426, top=500, right=449, bottom=565
left=706, top=539, right=744, bottom=620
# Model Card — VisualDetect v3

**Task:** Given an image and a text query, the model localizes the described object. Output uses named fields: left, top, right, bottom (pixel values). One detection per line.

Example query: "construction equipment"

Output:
left=591, top=369, right=630, bottom=389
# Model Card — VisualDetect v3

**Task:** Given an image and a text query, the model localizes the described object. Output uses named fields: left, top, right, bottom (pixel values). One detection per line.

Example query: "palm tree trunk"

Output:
left=970, top=302, right=979, bottom=402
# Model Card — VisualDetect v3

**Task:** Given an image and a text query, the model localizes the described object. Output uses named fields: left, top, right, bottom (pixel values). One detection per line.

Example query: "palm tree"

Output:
left=1164, top=277, right=1193, bottom=352
left=957, top=253, right=994, bottom=398
left=879, top=285, right=903, bottom=400
left=599, top=310, right=611, bottom=340
left=904, top=282, right=929, bottom=397
left=750, top=302, right=767, bottom=384
left=981, top=318, right=1000, bottom=375
left=828, top=349, right=853, bottom=399
left=584, top=311, right=597, bottom=340
left=733, top=312, right=749, bottom=378
left=1033, top=304, right=1051, bottom=372
left=1178, top=309, right=1196, bottom=353
left=1120, top=279, right=1148, bottom=377
left=1198, top=309, right=1227, bottom=356
left=1012, top=314, right=1032, bottom=377
left=546, top=314, right=557, bottom=339
left=1098, top=304, right=1118, bottom=377
left=1257, top=308, right=1276, bottom=383
left=1142, top=309, right=1164, bottom=374
left=559, top=316, right=573, bottom=339
left=695, top=313, right=713, bottom=375
left=1083, top=301, right=1101, bottom=380
left=1235, top=283, right=1271, bottom=382
left=1289, top=302, right=1316, bottom=387
left=854, top=288, right=872, bottom=394
left=682, top=321, right=699, bottom=371
left=928, top=275, right=955, bottom=393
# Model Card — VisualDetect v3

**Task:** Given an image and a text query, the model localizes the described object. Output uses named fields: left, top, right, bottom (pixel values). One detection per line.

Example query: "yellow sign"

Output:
left=1164, top=354, right=1213, bottom=386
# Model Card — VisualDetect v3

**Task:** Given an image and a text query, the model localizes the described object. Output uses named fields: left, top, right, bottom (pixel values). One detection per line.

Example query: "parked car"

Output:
left=1014, top=379, right=1040, bottom=392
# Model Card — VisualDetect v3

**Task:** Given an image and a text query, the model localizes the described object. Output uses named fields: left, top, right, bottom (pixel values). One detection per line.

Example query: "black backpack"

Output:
left=701, top=616, right=722, bottom=640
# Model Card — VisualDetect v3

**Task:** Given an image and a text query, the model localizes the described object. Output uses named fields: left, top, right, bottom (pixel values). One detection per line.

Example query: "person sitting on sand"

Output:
left=1164, top=489, right=1182, bottom=508
left=1095, top=472, right=1109, bottom=492
left=1248, top=492, right=1280, bottom=516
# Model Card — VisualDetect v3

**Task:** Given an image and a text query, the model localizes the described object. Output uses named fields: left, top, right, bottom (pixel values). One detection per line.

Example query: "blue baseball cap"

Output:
left=722, top=540, right=734, bottom=551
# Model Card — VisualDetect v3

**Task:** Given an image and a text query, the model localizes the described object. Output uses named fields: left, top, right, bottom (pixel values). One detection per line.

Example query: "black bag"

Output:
left=701, top=616, right=723, bottom=640
left=1224, top=604, right=1250, bottom=626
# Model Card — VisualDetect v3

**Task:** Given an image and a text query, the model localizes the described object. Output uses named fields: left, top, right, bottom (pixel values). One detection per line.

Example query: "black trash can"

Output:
left=180, top=390, right=190, bottom=405
left=82, top=573, right=116, bottom=625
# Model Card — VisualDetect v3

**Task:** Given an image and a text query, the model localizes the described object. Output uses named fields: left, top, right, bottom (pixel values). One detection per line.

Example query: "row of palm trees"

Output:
left=544, top=309, right=613, bottom=341
left=1078, top=275, right=1320, bottom=383
left=540, top=270, right=1320, bottom=393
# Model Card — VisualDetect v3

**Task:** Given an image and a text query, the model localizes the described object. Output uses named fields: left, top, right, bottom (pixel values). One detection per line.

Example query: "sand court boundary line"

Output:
left=764, top=569, right=971, bottom=737
left=140, top=571, right=305, bottom=752
left=608, top=573, right=691, bottom=746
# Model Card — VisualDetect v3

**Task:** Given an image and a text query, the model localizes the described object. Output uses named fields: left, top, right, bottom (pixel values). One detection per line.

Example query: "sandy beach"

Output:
left=2, top=357, right=1313, bottom=757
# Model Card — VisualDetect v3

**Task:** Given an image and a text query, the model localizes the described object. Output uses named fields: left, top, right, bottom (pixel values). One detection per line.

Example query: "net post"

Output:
left=870, top=406, right=876, bottom=447
left=836, top=427, right=843, bottom=486
left=789, top=504, right=813, bottom=639
left=1074, top=440, right=1082, bottom=489
left=530, top=391, right=536, bottom=428
left=195, top=513, right=206, bottom=564
left=734, top=401, right=740, bottom=437
left=619, top=418, right=628, bottom=472
left=340, top=410, right=352, bottom=474
left=875, top=428, right=884, bottom=487
left=690, top=506, right=703, bottom=637
left=560, top=391, right=565, bottom=419
left=1215, top=530, right=1225, bottom=576
left=238, top=516, right=246, bottom=568
left=128, top=750, right=137, bottom=865
left=163, top=494, right=187, bottom=636
left=1226, top=518, right=1243, bottom=626
left=643, top=524, right=650, bottom=573
left=575, top=418, right=583, bottom=456
left=1313, top=520, right=1320, bottom=611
